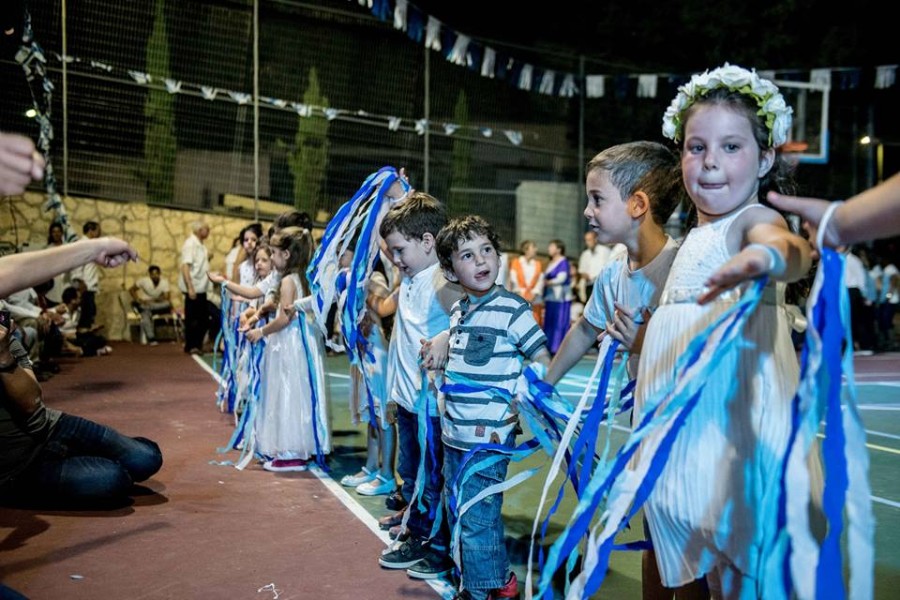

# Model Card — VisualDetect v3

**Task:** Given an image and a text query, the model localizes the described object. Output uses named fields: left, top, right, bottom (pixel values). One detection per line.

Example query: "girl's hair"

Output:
left=47, top=221, right=63, bottom=244
left=549, top=239, right=566, bottom=256
left=681, top=88, right=797, bottom=202
left=268, top=226, right=313, bottom=295
left=240, top=223, right=264, bottom=244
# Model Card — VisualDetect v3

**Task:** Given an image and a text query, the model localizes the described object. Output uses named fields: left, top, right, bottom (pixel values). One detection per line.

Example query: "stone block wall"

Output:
left=1, top=193, right=267, bottom=341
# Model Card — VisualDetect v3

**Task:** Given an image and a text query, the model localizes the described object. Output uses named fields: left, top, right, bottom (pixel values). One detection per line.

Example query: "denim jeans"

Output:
left=1, top=413, right=163, bottom=508
left=396, top=405, right=447, bottom=549
left=443, top=439, right=513, bottom=596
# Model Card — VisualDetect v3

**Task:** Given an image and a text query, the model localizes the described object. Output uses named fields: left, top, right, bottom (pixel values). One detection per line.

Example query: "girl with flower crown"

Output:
left=632, top=64, right=820, bottom=599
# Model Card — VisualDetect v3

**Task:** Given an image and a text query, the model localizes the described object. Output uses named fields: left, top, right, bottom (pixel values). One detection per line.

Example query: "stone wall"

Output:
left=1, top=193, right=266, bottom=341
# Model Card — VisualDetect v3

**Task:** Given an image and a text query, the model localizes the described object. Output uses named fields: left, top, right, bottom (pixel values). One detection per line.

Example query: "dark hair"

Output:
left=378, top=192, right=447, bottom=241
left=274, top=211, right=312, bottom=232
left=83, top=221, right=100, bottom=235
left=268, top=226, right=313, bottom=294
left=240, top=223, right=264, bottom=243
left=586, top=141, right=687, bottom=226
left=435, top=215, right=501, bottom=272
left=549, top=239, right=566, bottom=256
left=62, top=286, right=79, bottom=304
left=148, top=265, right=161, bottom=274
left=519, top=240, right=536, bottom=254
left=680, top=88, right=796, bottom=201
left=47, top=222, right=64, bottom=244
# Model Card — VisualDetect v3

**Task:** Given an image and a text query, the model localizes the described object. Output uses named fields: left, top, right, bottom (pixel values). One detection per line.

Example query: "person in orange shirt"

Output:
left=507, top=240, right=544, bottom=326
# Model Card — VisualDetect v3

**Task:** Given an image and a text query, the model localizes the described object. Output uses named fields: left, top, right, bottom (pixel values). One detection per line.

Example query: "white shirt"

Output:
left=134, top=276, right=171, bottom=302
left=578, top=244, right=612, bottom=281
left=386, top=262, right=463, bottom=413
left=3, top=289, right=42, bottom=320
left=583, top=236, right=679, bottom=377
left=178, top=233, right=210, bottom=294
left=844, top=252, right=874, bottom=300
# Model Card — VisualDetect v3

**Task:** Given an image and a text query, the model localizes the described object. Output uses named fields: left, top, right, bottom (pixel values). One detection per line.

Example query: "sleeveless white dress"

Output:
left=634, top=205, right=813, bottom=587
left=256, top=274, right=331, bottom=461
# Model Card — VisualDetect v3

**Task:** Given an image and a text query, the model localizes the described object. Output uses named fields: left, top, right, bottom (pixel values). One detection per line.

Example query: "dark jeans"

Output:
left=396, top=405, right=448, bottom=550
left=183, top=292, right=209, bottom=352
left=0, top=413, right=163, bottom=509
left=443, top=438, right=513, bottom=593
left=77, top=290, right=96, bottom=330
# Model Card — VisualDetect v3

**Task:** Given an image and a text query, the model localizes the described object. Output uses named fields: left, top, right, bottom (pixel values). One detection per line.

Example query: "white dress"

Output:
left=255, top=274, right=331, bottom=461
left=635, top=205, right=808, bottom=587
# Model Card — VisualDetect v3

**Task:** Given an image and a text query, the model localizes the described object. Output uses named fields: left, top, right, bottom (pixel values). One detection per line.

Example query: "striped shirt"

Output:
left=442, top=286, right=548, bottom=450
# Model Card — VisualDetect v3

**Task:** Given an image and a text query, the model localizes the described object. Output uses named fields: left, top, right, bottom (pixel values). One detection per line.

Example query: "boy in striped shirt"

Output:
left=427, top=215, right=549, bottom=599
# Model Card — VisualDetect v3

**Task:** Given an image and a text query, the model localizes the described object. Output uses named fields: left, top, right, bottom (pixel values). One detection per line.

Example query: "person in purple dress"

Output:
left=542, top=239, right=571, bottom=353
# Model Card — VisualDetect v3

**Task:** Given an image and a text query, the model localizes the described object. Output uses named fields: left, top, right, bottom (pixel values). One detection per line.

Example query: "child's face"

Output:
left=242, top=231, right=259, bottom=253
left=584, top=169, right=634, bottom=245
left=255, top=250, right=272, bottom=278
left=680, top=104, right=774, bottom=224
left=384, top=231, right=434, bottom=278
left=446, top=233, right=499, bottom=297
left=270, top=247, right=289, bottom=272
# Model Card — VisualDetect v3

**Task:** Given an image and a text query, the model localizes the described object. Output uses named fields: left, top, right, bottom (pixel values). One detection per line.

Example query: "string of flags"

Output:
left=47, top=51, right=529, bottom=147
left=352, top=0, right=898, bottom=97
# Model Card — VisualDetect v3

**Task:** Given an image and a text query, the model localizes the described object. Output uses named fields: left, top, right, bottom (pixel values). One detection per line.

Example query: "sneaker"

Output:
left=263, top=458, right=308, bottom=472
left=148, top=340, right=159, bottom=346
left=385, top=487, right=408, bottom=511
left=406, top=550, right=453, bottom=580
left=378, top=536, right=428, bottom=569
left=378, top=509, right=406, bottom=530
left=357, top=474, right=395, bottom=496
left=340, top=467, right=376, bottom=488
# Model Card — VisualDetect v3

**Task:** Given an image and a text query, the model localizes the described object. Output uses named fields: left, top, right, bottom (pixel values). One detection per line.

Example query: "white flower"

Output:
left=661, top=63, right=793, bottom=147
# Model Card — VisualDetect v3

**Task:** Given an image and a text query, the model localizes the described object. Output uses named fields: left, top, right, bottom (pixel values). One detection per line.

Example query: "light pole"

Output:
left=860, top=136, right=899, bottom=184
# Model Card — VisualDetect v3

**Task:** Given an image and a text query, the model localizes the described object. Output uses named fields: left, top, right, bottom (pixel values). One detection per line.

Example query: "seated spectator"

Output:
left=61, top=286, right=112, bottom=357
left=129, top=265, right=173, bottom=346
left=0, top=323, right=162, bottom=509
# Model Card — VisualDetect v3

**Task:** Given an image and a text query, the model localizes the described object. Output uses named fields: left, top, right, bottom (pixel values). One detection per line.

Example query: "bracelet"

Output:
left=816, top=200, right=844, bottom=250
left=746, top=243, right=787, bottom=277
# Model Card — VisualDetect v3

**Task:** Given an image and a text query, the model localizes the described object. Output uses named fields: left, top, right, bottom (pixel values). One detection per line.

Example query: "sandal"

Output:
left=356, top=473, right=396, bottom=496
left=340, top=466, right=377, bottom=488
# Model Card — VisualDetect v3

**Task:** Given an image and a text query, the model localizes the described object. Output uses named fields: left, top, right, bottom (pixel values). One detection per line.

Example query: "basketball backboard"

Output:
left=775, top=79, right=831, bottom=164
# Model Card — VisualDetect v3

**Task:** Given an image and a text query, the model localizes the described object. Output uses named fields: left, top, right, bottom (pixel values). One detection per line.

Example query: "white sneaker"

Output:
left=340, top=467, right=376, bottom=487
left=356, top=474, right=395, bottom=496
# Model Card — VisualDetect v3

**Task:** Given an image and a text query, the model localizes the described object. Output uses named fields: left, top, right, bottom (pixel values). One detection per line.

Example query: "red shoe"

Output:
left=488, top=572, right=519, bottom=599
left=263, top=458, right=308, bottom=472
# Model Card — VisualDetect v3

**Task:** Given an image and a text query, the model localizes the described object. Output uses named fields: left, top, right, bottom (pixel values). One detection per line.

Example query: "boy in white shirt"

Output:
left=376, top=193, right=464, bottom=579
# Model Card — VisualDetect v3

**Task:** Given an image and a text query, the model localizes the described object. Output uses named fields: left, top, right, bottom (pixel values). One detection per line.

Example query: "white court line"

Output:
left=193, top=355, right=224, bottom=386
left=872, top=495, right=900, bottom=509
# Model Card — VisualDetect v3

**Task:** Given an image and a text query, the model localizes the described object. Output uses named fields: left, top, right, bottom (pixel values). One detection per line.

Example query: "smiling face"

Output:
left=583, top=169, right=635, bottom=245
left=680, top=103, right=774, bottom=224
left=445, top=233, right=499, bottom=297
left=384, top=230, right=434, bottom=278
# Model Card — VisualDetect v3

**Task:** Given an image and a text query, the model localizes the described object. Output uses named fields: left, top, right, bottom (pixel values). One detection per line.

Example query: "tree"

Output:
left=449, top=90, right=473, bottom=214
left=144, top=0, right=177, bottom=205
left=288, top=67, right=329, bottom=214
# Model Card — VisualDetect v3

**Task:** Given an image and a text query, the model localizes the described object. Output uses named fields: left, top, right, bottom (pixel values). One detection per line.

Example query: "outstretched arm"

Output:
left=767, top=173, right=900, bottom=248
left=0, top=238, right=137, bottom=298
left=207, top=272, right=264, bottom=300
left=545, top=316, right=602, bottom=385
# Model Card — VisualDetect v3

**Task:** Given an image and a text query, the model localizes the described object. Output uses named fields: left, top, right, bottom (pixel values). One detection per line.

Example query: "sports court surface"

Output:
left=1, top=343, right=897, bottom=599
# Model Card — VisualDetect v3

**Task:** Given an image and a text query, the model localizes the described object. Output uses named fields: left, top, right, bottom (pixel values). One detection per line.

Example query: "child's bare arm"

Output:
left=246, top=279, right=294, bottom=342
left=545, top=317, right=601, bottom=385
left=420, top=330, right=450, bottom=371
left=700, top=215, right=811, bottom=305
left=208, top=272, right=264, bottom=299
left=530, top=347, right=551, bottom=369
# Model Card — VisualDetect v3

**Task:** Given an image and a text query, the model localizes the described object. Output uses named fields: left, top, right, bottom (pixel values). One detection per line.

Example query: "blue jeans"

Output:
left=396, top=405, right=447, bottom=549
left=443, top=439, right=513, bottom=595
left=1, top=413, right=163, bottom=508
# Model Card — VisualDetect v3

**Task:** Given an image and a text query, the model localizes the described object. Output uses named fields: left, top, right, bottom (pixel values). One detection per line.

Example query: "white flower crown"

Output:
left=661, top=63, right=793, bottom=148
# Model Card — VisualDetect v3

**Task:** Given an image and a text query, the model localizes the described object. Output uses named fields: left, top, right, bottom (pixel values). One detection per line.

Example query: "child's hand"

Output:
left=239, top=315, right=259, bottom=333
left=420, top=331, right=450, bottom=371
left=246, top=329, right=264, bottom=343
left=698, top=246, right=771, bottom=305
left=385, top=401, right=398, bottom=424
left=208, top=271, right=225, bottom=284
left=606, top=304, right=651, bottom=352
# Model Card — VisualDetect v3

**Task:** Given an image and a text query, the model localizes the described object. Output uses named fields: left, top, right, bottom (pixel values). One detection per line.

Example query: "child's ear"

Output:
left=420, top=232, right=435, bottom=251
left=628, top=191, right=650, bottom=218
left=758, top=148, right=776, bottom=178
left=442, top=267, right=459, bottom=283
